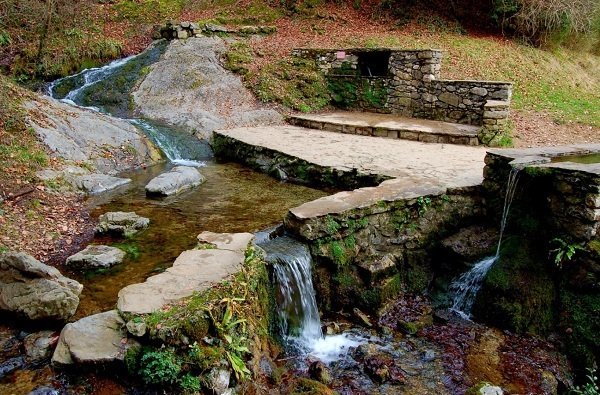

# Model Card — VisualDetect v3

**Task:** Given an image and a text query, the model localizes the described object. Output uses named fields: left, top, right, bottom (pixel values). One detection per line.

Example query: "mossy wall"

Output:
left=285, top=188, right=485, bottom=313
left=481, top=149, right=600, bottom=375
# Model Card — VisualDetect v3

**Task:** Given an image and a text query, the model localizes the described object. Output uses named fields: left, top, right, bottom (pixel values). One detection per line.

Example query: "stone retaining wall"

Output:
left=481, top=145, right=600, bottom=370
left=284, top=180, right=484, bottom=312
left=156, top=21, right=277, bottom=40
left=292, top=48, right=513, bottom=146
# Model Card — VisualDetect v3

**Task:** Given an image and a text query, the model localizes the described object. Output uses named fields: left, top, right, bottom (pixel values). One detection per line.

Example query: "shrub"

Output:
left=138, top=349, right=182, bottom=386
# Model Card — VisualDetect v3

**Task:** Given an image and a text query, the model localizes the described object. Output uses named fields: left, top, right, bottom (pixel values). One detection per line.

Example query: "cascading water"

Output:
left=47, top=55, right=135, bottom=107
left=260, top=236, right=363, bottom=364
left=47, top=53, right=208, bottom=167
left=450, top=167, right=520, bottom=319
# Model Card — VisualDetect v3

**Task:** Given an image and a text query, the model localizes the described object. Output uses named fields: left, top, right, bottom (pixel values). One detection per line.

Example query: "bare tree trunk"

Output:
left=35, top=0, right=54, bottom=65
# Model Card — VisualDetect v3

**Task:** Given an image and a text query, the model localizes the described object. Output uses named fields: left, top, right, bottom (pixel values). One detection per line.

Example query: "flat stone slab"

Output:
left=117, top=232, right=254, bottom=316
left=52, top=310, right=139, bottom=367
left=216, top=126, right=486, bottom=188
left=66, top=245, right=126, bottom=269
left=288, top=111, right=480, bottom=145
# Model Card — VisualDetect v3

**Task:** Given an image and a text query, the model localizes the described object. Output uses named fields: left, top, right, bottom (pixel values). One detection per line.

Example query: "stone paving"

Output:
left=288, top=111, right=481, bottom=145
left=216, top=125, right=487, bottom=189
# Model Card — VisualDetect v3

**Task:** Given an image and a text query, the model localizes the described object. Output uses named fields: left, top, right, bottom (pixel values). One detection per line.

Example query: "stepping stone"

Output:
left=95, top=211, right=150, bottom=237
left=66, top=245, right=126, bottom=269
left=145, top=165, right=205, bottom=196
left=52, top=310, right=139, bottom=367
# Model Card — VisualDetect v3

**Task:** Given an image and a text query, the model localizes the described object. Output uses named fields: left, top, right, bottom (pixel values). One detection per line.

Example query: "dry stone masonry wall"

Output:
left=292, top=48, right=513, bottom=146
left=156, top=21, right=277, bottom=40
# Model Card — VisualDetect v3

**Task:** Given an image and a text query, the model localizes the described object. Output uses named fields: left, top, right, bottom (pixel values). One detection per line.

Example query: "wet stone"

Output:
left=66, top=245, right=125, bottom=269
left=95, top=211, right=150, bottom=237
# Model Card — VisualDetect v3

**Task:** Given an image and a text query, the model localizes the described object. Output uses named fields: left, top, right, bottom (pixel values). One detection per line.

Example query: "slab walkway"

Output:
left=288, top=111, right=481, bottom=146
left=216, top=125, right=486, bottom=189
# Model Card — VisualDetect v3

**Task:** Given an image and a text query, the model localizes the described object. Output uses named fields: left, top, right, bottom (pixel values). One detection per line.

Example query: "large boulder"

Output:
left=132, top=36, right=282, bottom=140
left=95, top=211, right=150, bottom=237
left=52, top=310, right=139, bottom=367
left=66, top=245, right=126, bottom=270
left=24, top=95, right=161, bottom=175
left=0, top=252, right=82, bottom=320
left=145, top=166, right=205, bottom=196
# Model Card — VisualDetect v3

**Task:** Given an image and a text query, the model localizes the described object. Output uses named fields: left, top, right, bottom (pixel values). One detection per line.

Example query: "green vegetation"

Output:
left=252, top=57, right=330, bottom=112
left=571, top=368, right=600, bottom=395
left=223, top=42, right=254, bottom=75
left=128, top=245, right=274, bottom=391
left=560, top=289, right=600, bottom=375
left=138, top=349, right=182, bottom=385
left=475, top=237, right=556, bottom=335
left=550, top=237, right=587, bottom=267
left=114, top=241, right=141, bottom=259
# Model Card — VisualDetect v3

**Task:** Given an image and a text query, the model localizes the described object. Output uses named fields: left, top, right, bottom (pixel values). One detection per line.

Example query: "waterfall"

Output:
left=47, top=55, right=207, bottom=167
left=450, top=167, right=520, bottom=319
left=48, top=55, right=135, bottom=105
left=260, top=236, right=363, bottom=364
left=262, top=237, right=323, bottom=346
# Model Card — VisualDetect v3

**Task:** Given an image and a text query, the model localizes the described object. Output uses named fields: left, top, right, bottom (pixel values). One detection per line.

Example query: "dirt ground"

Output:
left=512, top=110, right=599, bottom=148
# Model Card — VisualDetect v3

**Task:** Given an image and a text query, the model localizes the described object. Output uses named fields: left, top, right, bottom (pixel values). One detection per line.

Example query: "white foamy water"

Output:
left=450, top=167, right=520, bottom=319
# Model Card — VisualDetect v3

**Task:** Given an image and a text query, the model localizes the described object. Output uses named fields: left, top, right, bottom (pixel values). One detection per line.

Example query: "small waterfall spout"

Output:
left=262, top=237, right=323, bottom=347
left=450, top=167, right=520, bottom=319
left=261, top=236, right=363, bottom=364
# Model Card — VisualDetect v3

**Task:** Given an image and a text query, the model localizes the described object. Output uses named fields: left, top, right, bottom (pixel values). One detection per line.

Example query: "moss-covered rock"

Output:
left=473, top=237, right=557, bottom=335
left=125, top=245, right=277, bottom=393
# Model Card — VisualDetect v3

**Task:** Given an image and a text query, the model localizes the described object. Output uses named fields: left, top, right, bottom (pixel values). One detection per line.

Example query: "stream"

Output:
left=1, top=46, right=575, bottom=394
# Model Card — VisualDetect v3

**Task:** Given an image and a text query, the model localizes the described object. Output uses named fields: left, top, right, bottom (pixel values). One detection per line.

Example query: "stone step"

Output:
left=287, top=111, right=481, bottom=146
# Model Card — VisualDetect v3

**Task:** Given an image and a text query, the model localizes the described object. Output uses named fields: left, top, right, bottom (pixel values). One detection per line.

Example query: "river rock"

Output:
left=0, top=356, right=25, bottom=379
left=24, top=94, right=160, bottom=174
left=28, top=387, right=60, bottom=395
left=95, top=211, right=150, bottom=236
left=207, top=368, right=230, bottom=394
left=66, top=245, right=126, bottom=269
left=467, top=382, right=504, bottom=395
left=132, top=37, right=282, bottom=140
left=52, top=310, right=139, bottom=367
left=309, top=361, right=332, bottom=385
left=117, top=232, right=253, bottom=316
left=145, top=166, right=205, bottom=196
left=70, top=174, right=131, bottom=194
left=24, top=331, right=59, bottom=363
left=0, top=252, right=82, bottom=321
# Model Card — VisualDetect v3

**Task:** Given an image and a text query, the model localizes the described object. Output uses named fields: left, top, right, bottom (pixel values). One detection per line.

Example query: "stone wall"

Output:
left=284, top=180, right=484, bottom=313
left=156, top=21, right=277, bottom=40
left=292, top=48, right=513, bottom=145
left=481, top=145, right=600, bottom=371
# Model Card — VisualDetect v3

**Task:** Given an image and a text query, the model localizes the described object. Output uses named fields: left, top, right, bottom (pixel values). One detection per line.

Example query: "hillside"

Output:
left=1, top=0, right=598, bottom=148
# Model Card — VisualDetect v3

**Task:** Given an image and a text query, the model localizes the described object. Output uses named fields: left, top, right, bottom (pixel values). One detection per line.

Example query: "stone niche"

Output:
left=292, top=48, right=513, bottom=146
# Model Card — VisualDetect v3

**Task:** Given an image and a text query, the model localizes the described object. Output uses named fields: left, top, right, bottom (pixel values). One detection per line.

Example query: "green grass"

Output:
left=349, top=32, right=600, bottom=127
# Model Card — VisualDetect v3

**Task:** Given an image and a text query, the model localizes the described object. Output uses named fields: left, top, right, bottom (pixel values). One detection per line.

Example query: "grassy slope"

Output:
left=1, top=1, right=598, bottom=128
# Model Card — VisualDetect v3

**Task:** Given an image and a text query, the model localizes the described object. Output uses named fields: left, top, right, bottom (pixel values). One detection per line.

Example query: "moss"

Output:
left=290, top=377, right=335, bottom=395
left=330, top=240, right=348, bottom=267
left=252, top=57, right=330, bottom=112
left=559, top=289, right=600, bottom=373
left=473, top=237, right=557, bottom=335
left=223, top=41, right=254, bottom=75
left=406, top=264, right=431, bottom=293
